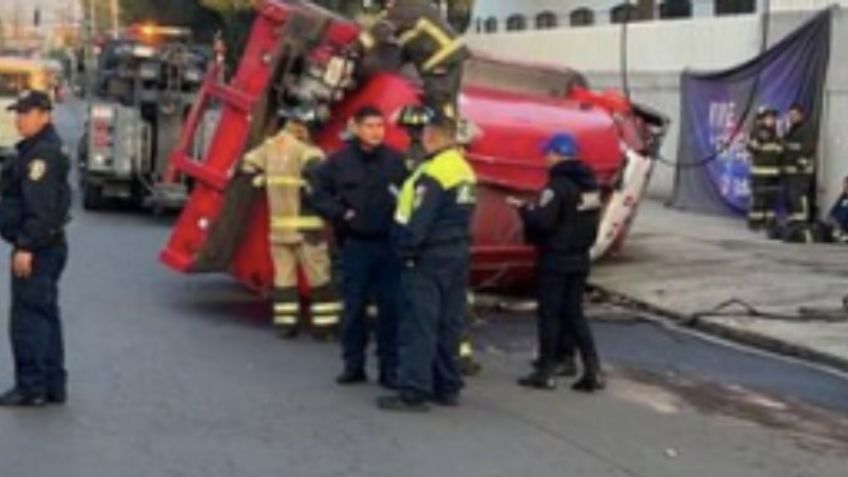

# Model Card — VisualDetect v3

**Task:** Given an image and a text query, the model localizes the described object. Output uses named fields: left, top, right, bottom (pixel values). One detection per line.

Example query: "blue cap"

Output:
left=543, top=133, right=578, bottom=158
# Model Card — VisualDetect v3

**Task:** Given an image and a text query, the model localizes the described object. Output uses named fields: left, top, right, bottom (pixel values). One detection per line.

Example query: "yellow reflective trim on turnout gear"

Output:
left=750, top=166, right=780, bottom=176
left=422, top=39, right=464, bottom=72
left=359, top=31, right=376, bottom=50
left=274, top=315, right=298, bottom=326
left=265, top=175, right=306, bottom=187
left=271, top=216, right=325, bottom=230
left=274, top=303, right=299, bottom=313
left=312, top=315, right=339, bottom=327
left=394, top=18, right=464, bottom=72
left=311, top=302, right=343, bottom=313
left=394, top=148, right=477, bottom=225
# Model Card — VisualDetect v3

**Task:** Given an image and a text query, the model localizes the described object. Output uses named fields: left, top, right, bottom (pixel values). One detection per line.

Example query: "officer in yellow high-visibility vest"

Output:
left=356, top=0, right=469, bottom=120
left=241, top=104, right=341, bottom=339
left=378, top=108, right=477, bottom=412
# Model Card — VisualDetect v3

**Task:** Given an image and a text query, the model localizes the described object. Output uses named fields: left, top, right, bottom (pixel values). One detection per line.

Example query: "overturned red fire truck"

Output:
left=159, top=0, right=668, bottom=292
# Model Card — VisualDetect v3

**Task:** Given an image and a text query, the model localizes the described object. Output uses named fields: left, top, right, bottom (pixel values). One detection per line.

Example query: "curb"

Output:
left=589, top=283, right=848, bottom=375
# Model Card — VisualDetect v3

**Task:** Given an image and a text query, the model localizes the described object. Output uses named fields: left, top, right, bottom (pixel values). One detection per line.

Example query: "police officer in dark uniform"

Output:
left=0, top=90, right=71, bottom=407
left=356, top=0, right=469, bottom=120
left=378, top=109, right=477, bottom=412
left=510, top=133, right=605, bottom=393
left=747, top=106, right=783, bottom=231
left=781, top=104, right=817, bottom=243
left=309, top=106, right=407, bottom=388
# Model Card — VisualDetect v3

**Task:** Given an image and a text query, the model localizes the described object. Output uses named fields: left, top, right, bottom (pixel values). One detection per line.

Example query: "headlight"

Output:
left=183, top=68, right=202, bottom=83
left=139, top=62, right=160, bottom=80
left=133, top=45, right=156, bottom=58
left=92, top=153, right=109, bottom=168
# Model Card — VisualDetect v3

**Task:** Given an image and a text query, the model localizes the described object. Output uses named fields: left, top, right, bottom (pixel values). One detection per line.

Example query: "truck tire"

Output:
left=82, top=184, right=103, bottom=211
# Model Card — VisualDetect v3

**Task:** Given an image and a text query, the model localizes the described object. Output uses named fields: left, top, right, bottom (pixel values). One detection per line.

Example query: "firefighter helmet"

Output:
left=278, top=102, right=320, bottom=124
left=397, top=104, right=434, bottom=129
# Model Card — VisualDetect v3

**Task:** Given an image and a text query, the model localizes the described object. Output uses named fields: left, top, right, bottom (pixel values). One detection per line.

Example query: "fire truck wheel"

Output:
left=82, top=184, right=104, bottom=211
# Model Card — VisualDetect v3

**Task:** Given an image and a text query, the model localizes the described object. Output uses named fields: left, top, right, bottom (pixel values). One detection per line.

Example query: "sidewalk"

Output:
left=591, top=199, right=848, bottom=371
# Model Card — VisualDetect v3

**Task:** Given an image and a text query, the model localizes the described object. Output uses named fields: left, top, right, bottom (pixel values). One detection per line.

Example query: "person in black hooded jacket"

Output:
left=508, top=133, right=605, bottom=393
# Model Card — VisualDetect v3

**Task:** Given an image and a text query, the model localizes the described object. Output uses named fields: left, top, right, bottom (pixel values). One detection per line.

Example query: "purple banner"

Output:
left=671, top=10, right=831, bottom=215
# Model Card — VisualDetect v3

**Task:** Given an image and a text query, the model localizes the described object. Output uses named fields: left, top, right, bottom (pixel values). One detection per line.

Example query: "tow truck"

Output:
left=78, top=24, right=211, bottom=211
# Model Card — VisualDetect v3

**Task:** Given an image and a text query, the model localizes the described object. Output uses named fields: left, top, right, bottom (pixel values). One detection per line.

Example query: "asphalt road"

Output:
left=0, top=101, right=846, bottom=477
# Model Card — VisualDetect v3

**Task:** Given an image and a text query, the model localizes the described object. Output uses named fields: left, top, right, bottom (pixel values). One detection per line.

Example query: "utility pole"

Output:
left=110, top=0, right=119, bottom=38
left=89, top=0, right=97, bottom=37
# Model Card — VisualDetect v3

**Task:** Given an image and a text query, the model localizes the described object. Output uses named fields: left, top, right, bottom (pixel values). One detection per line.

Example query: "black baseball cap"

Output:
left=6, top=90, right=53, bottom=113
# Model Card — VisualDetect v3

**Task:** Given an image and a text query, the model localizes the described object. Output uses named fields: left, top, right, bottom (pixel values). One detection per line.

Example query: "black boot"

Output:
left=431, top=393, right=460, bottom=407
left=376, top=392, right=430, bottom=412
left=336, top=369, right=367, bottom=385
left=275, top=325, right=299, bottom=340
left=571, top=370, right=606, bottom=393
left=0, top=388, right=46, bottom=407
left=532, top=357, right=578, bottom=377
left=517, top=370, right=556, bottom=390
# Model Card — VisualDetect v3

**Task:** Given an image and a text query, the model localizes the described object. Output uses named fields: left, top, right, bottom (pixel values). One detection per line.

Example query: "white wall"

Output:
left=466, top=15, right=763, bottom=72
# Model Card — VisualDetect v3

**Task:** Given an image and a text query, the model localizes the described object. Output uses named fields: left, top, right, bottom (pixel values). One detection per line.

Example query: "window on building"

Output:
left=715, top=0, right=756, bottom=15
left=484, top=17, right=498, bottom=33
left=660, top=0, right=693, bottom=19
left=570, top=7, right=595, bottom=27
left=506, top=14, right=528, bottom=32
left=611, top=3, right=644, bottom=23
left=536, top=11, right=559, bottom=30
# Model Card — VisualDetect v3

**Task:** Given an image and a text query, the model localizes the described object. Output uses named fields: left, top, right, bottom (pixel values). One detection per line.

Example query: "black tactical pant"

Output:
left=397, top=249, right=468, bottom=399
left=421, top=62, right=464, bottom=120
left=10, top=242, right=68, bottom=398
left=340, top=238, right=401, bottom=380
left=748, top=175, right=781, bottom=229
left=536, top=270, right=599, bottom=375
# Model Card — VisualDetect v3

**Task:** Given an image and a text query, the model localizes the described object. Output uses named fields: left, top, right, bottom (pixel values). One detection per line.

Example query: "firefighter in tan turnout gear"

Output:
left=241, top=105, right=341, bottom=339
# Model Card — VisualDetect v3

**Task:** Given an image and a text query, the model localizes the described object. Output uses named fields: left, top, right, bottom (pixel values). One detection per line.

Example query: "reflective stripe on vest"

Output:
left=395, top=148, right=477, bottom=225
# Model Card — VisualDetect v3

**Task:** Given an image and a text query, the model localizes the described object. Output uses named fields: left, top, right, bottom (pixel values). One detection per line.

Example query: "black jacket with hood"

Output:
left=519, top=160, right=601, bottom=273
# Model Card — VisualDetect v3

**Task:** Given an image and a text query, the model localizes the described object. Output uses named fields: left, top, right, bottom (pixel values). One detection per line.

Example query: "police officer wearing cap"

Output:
left=0, top=90, right=71, bottom=407
left=378, top=109, right=477, bottom=412
left=309, top=105, right=407, bottom=388
left=509, top=133, right=605, bottom=393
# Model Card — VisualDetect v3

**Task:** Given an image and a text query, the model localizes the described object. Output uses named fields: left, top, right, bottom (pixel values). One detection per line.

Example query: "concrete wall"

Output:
left=465, top=8, right=848, bottom=212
